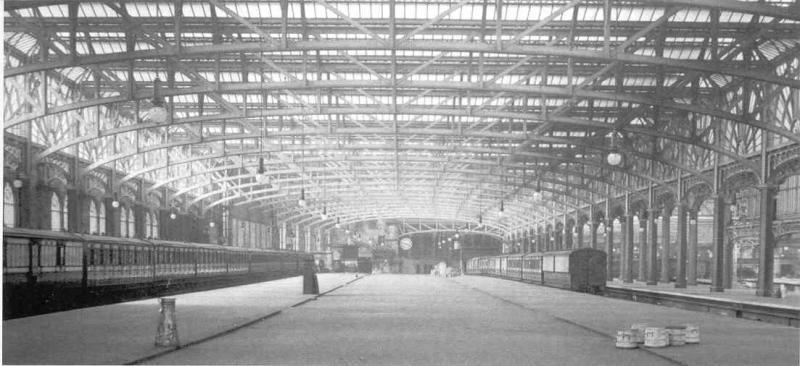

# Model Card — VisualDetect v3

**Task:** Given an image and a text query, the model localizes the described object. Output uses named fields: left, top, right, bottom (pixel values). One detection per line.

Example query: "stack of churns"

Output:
left=615, top=323, right=700, bottom=349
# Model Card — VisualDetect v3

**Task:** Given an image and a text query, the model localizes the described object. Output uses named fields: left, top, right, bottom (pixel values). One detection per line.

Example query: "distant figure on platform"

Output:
left=303, top=258, right=319, bottom=295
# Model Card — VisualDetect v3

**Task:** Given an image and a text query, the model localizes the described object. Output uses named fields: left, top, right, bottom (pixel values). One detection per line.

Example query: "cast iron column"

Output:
left=723, top=204, right=734, bottom=289
left=756, top=184, right=776, bottom=297
left=647, top=208, right=658, bottom=285
left=660, top=208, right=671, bottom=283
left=605, top=218, right=614, bottom=281
left=638, top=217, right=647, bottom=282
left=675, top=203, right=688, bottom=288
left=687, top=211, right=699, bottom=286
left=623, top=215, right=634, bottom=283
left=710, top=194, right=726, bottom=292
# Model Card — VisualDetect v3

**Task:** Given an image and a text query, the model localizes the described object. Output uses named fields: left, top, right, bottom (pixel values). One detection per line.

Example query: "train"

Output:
left=466, top=248, right=607, bottom=294
left=3, top=227, right=312, bottom=318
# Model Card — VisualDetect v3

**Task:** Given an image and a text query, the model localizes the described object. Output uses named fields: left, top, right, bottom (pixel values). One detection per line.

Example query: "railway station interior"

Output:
left=3, top=0, right=800, bottom=365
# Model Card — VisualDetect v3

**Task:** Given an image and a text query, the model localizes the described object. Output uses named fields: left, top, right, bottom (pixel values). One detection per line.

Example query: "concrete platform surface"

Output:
left=608, top=279, right=800, bottom=309
left=142, top=274, right=798, bottom=366
left=2, top=273, right=359, bottom=365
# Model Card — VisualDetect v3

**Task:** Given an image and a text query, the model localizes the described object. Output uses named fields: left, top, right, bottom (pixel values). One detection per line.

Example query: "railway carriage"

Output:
left=467, top=248, right=606, bottom=294
left=3, top=228, right=310, bottom=318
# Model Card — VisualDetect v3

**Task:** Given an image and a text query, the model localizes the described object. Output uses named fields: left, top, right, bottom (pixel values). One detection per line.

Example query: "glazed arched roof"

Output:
left=5, top=0, right=800, bottom=237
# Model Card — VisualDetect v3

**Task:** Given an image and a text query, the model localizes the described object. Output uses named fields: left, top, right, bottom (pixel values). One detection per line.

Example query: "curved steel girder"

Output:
left=16, top=80, right=800, bottom=147
left=312, top=210, right=508, bottom=232
left=194, top=180, right=600, bottom=230
left=77, top=127, right=668, bottom=191
left=82, top=133, right=677, bottom=200
left=269, top=187, right=577, bottom=223
left=246, top=190, right=551, bottom=228
left=316, top=215, right=509, bottom=237
left=171, top=167, right=617, bottom=215
left=181, top=170, right=602, bottom=211
left=396, top=229, right=504, bottom=241
left=32, top=108, right=792, bottom=188
left=116, top=127, right=710, bottom=193
left=624, top=126, right=760, bottom=175
left=174, top=168, right=612, bottom=222
left=6, top=40, right=800, bottom=89
left=161, top=152, right=618, bottom=202
left=236, top=186, right=556, bottom=222
left=263, top=193, right=579, bottom=233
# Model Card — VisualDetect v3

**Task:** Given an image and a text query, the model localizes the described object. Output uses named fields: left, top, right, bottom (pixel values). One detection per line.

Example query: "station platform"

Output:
left=4, top=274, right=798, bottom=365
left=607, top=279, right=800, bottom=308
left=2, top=273, right=360, bottom=365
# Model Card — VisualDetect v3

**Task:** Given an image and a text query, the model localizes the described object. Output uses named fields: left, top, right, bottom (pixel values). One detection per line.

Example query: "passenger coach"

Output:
left=3, top=228, right=310, bottom=318
left=466, top=248, right=606, bottom=294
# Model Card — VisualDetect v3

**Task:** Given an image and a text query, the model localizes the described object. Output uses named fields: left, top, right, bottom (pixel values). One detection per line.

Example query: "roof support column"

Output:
left=675, top=201, right=688, bottom=288
left=687, top=210, right=699, bottom=286
left=647, top=206, right=658, bottom=285
left=756, top=184, right=776, bottom=296
left=710, top=193, right=726, bottom=292
left=674, top=176, right=686, bottom=287
left=623, top=214, right=634, bottom=283
left=537, top=226, right=543, bottom=252
left=660, top=207, right=671, bottom=283
left=638, top=214, right=648, bottom=282
left=564, top=209, right=572, bottom=249
left=295, top=223, right=302, bottom=252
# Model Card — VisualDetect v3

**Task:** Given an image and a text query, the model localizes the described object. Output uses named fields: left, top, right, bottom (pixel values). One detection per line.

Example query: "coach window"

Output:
left=50, top=193, right=62, bottom=231
left=98, top=203, right=106, bottom=235
left=4, top=183, right=15, bottom=227
left=63, top=195, right=69, bottom=231
left=120, top=207, right=128, bottom=237
left=127, top=207, right=136, bottom=238
left=145, top=212, right=152, bottom=238
left=151, top=212, right=159, bottom=239
left=89, top=200, right=99, bottom=234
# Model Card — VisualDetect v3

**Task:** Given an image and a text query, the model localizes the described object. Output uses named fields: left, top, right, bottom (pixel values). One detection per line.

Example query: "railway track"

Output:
left=604, top=285, right=800, bottom=328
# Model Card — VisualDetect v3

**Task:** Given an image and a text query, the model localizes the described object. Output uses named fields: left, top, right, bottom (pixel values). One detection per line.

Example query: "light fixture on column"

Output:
left=320, top=206, right=328, bottom=220
left=169, top=208, right=177, bottom=220
left=606, top=131, right=623, bottom=166
left=298, top=188, right=306, bottom=207
left=111, top=193, right=120, bottom=208
left=209, top=221, right=215, bottom=228
left=12, top=174, right=23, bottom=189
left=498, top=200, right=504, bottom=216
left=145, top=77, right=168, bottom=124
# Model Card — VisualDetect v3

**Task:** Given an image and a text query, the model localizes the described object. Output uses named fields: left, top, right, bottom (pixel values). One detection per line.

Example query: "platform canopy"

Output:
left=4, top=0, right=800, bottom=235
